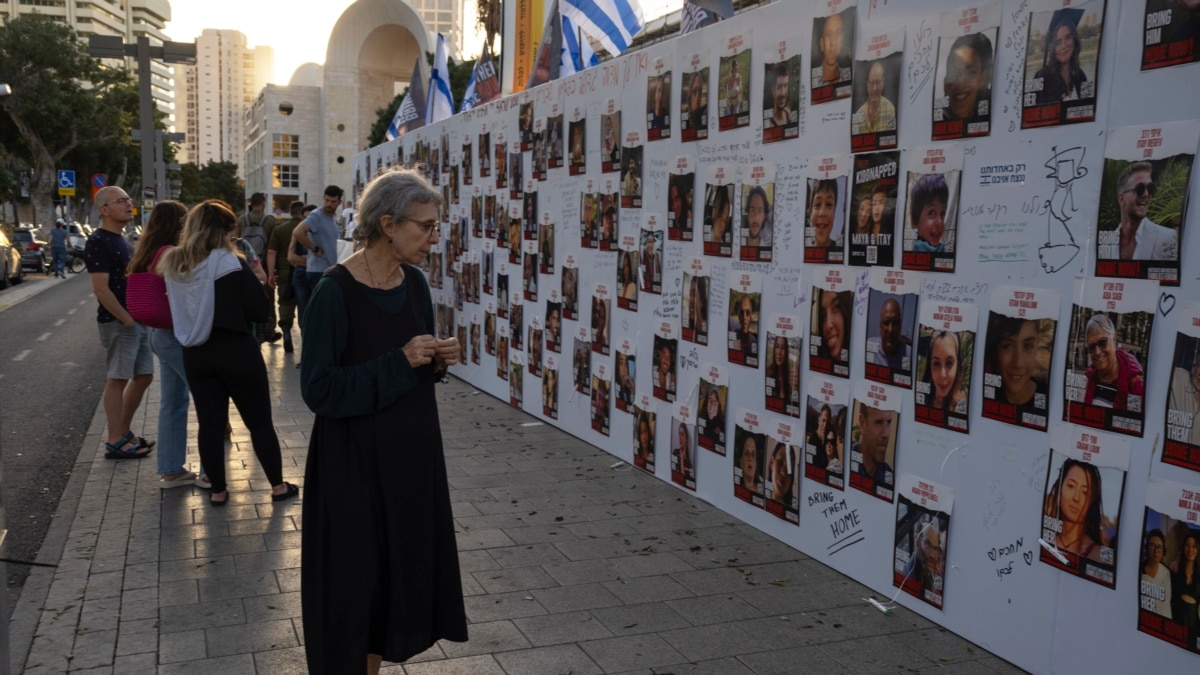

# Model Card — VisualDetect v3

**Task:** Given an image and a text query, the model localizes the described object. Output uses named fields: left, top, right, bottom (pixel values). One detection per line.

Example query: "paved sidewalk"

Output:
left=9, top=341, right=1025, bottom=674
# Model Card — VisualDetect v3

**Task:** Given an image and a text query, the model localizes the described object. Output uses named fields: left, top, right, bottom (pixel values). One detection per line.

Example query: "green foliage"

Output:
left=178, top=160, right=244, bottom=208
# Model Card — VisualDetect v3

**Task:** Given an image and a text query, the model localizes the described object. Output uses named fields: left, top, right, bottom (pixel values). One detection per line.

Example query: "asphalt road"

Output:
left=0, top=272, right=107, bottom=616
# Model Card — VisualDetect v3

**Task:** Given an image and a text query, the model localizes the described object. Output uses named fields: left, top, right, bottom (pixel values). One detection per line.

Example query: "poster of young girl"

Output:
left=617, top=235, right=639, bottom=312
left=672, top=401, right=697, bottom=491
left=698, top=364, right=730, bottom=456
left=739, top=163, right=775, bottom=262
left=683, top=258, right=710, bottom=347
left=914, top=298, right=978, bottom=434
left=809, top=266, right=854, bottom=378
left=728, top=271, right=762, bottom=368
left=733, top=408, right=767, bottom=508
left=703, top=164, right=735, bottom=258
left=1039, top=426, right=1129, bottom=588
left=653, top=324, right=678, bottom=403
left=668, top=156, right=696, bottom=241
left=864, top=267, right=919, bottom=388
left=633, top=395, right=657, bottom=475
left=803, top=156, right=849, bottom=264
left=764, top=313, right=802, bottom=418
left=893, top=473, right=953, bottom=610
left=1137, top=477, right=1200, bottom=654
left=981, top=286, right=1060, bottom=432
left=805, top=375, right=849, bottom=490
left=901, top=145, right=963, bottom=274
left=765, top=419, right=801, bottom=524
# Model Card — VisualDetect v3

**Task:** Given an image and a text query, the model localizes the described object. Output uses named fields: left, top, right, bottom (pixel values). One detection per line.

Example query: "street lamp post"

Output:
left=87, top=36, right=195, bottom=221
left=0, top=79, right=10, bottom=675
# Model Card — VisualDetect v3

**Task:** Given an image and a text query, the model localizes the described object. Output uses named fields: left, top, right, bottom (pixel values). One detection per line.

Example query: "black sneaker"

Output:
left=268, top=331, right=282, bottom=343
left=283, top=337, right=294, bottom=353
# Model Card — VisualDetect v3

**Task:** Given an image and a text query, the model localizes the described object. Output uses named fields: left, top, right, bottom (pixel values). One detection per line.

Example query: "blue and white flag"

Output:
left=561, top=13, right=601, bottom=75
left=426, top=33, right=455, bottom=124
left=460, top=65, right=478, bottom=113
left=681, top=0, right=733, bottom=35
left=561, top=0, right=644, bottom=58
left=386, top=57, right=426, bottom=141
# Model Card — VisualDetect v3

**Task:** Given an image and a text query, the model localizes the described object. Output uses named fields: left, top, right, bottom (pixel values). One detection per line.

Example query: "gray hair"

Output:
left=1085, top=313, right=1115, bottom=337
left=354, top=167, right=442, bottom=245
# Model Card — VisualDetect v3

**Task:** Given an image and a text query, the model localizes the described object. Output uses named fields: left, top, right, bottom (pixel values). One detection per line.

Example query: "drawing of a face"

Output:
left=915, top=198, right=947, bottom=248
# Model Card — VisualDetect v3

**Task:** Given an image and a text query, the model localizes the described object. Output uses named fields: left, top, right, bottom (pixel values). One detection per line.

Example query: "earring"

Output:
left=388, top=237, right=393, bottom=244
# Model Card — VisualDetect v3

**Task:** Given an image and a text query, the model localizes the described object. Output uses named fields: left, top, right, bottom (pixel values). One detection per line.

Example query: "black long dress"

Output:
left=301, top=264, right=467, bottom=673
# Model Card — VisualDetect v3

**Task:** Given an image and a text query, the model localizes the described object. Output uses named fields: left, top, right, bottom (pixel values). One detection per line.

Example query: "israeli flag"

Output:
left=561, top=13, right=601, bottom=75
left=561, top=0, right=644, bottom=58
left=426, top=34, right=455, bottom=124
left=460, top=64, right=478, bottom=113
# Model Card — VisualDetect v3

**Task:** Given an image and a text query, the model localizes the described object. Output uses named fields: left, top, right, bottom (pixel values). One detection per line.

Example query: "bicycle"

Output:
left=66, top=246, right=86, bottom=274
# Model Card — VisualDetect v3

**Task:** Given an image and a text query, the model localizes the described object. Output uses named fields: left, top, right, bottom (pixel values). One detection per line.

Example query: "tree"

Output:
left=0, top=15, right=137, bottom=226
left=365, top=54, right=478, bottom=148
left=477, top=0, right=502, bottom=55
left=177, top=160, right=243, bottom=208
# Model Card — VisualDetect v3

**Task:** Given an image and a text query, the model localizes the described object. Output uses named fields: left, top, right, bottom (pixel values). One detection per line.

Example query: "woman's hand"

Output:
left=402, top=334, right=439, bottom=367
left=434, top=337, right=460, bottom=367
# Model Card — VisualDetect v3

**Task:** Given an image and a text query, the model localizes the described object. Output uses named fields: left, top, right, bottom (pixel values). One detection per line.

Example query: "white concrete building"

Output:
left=243, top=83, right=324, bottom=214
left=172, top=29, right=273, bottom=170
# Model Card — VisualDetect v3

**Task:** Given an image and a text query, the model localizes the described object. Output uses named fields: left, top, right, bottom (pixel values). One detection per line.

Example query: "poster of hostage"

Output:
left=848, top=151, right=899, bottom=267
left=1039, top=426, right=1129, bottom=589
left=1141, top=0, right=1200, bottom=70
left=671, top=401, right=697, bottom=491
left=1137, top=477, right=1200, bottom=654
left=804, top=375, right=849, bottom=490
left=1164, top=302, right=1200, bottom=472
left=864, top=267, right=919, bottom=389
left=930, top=2, right=1001, bottom=141
left=981, top=286, right=1060, bottom=432
left=764, top=419, right=801, bottom=524
left=914, top=298, right=978, bottom=434
left=1093, top=120, right=1197, bottom=286
left=1020, top=0, right=1106, bottom=129
left=849, top=379, right=901, bottom=503
left=1062, top=277, right=1157, bottom=437
left=809, top=266, right=854, bottom=378
left=893, top=473, right=953, bottom=610
left=764, top=313, right=802, bottom=417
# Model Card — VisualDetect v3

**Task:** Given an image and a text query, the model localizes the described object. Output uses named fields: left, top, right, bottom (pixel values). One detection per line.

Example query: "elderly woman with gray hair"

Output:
left=1082, top=313, right=1144, bottom=412
left=300, top=167, right=467, bottom=673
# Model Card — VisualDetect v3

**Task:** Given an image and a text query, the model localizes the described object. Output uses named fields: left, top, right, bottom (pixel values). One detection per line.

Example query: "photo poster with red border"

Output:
left=698, top=363, right=729, bottom=456
left=509, top=348, right=525, bottom=410
left=568, top=104, right=587, bottom=176
left=484, top=301, right=496, bottom=357
left=543, top=353, right=559, bottom=419
left=900, top=144, right=964, bottom=274
left=914, top=297, right=979, bottom=434
left=1062, top=276, right=1157, bottom=437
left=538, top=209, right=555, bottom=275
left=653, top=322, right=678, bottom=404
left=640, top=214, right=665, bottom=294
left=620, top=130, right=643, bottom=209
left=804, top=154, right=850, bottom=265
left=849, top=379, right=901, bottom=503
left=532, top=114, right=548, bottom=181
left=561, top=254, right=579, bottom=320
left=981, top=285, right=1060, bottom=432
left=804, top=375, right=849, bottom=490
left=591, top=360, right=611, bottom=436
left=728, top=270, right=763, bottom=368
left=1141, top=0, right=1200, bottom=70
left=456, top=313, right=468, bottom=364
left=1164, top=301, right=1200, bottom=472
left=668, top=156, right=697, bottom=242
left=733, top=408, right=768, bottom=509
left=864, top=267, right=920, bottom=389
left=580, top=180, right=598, bottom=249
left=647, top=54, right=673, bottom=142
left=718, top=31, right=752, bottom=132
left=600, top=98, right=622, bottom=174
left=617, top=233, right=639, bottom=312
left=572, top=325, right=591, bottom=396
left=633, top=393, right=657, bottom=475
left=847, top=150, right=900, bottom=268
left=591, top=283, right=612, bottom=355
left=809, top=265, right=854, bottom=378
left=545, top=289, right=562, bottom=354
left=930, top=1, right=1001, bottom=142
left=761, top=35, right=802, bottom=145
left=1093, top=119, right=1199, bottom=286
left=680, top=49, right=711, bottom=143
left=508, top=139, right=523, bottom=200
left=809, top=1, right=855, bottom=106
left=494, top=131, right=508, bottom=191
left=479, top=126, right=492, bottom=180
left=1020, top=0, right=1106, bottom=130
left=739, top=162, right=776, bottom=263
left=850, top=26, right=904, bottom=152
left=703, top=163, right=735, bottom=258
left=522, top=238, right=539, bottom=303
left=470, top=311, right=481, bottom=365
left=893, top=472, right=953, bottom=610
left=1137, top=477, right=1200, bottom=654
left=614, top=337, right=636, bottom=415
left=671, top=400, right=697, bottom=491
left=765, top=418, right=802, bottom=524
left=1039, top=426, right=1129, bottom=589
left=764, top=313, right=802, bottom=418
left=599, top=176, right=619, bottom=252
left=527, top=315, right=543, bottom=377
left=682, top=257, right=710, bottom=347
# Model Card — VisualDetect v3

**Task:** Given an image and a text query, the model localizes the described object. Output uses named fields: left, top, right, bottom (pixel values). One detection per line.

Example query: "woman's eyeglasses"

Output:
left=401, top=217, right=441, bottom=236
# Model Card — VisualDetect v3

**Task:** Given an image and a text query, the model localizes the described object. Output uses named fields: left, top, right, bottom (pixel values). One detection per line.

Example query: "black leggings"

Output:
left=183, top=331, right=283, bottom=494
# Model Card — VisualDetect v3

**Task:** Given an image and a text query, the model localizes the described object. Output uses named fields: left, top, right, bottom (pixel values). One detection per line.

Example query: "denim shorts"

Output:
left=98, top=321, right=154, bottom=380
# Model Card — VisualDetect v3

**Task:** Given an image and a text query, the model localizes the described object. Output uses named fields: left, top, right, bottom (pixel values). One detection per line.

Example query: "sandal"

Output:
left=271, top=482, right=300, bottom=502
left=159, top=471, right=197, bottom=489
left=210, top=491, right=229, bottom=507
left=133, top=434, right=156, bottom=450
left=105, top=433, right=151, bottom=460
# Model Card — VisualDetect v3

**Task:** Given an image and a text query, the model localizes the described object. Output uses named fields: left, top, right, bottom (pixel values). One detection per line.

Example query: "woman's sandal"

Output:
left=210, top=491, right=229, bottom=507
left=105, top=432, right=151, bottom=460
left=271, top=482, right=300, bottom=502
left=134, top=434, right=156, bottom=451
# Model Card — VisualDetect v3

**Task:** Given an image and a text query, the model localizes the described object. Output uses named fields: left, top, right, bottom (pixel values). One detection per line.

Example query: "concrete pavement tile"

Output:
left=119, top=586, right=159, bottom=621
left=158, top=555, right=237, bottom=582
left=232, top=547, right=302, bottom=574
left=610, top=551, right=695, bottom=578
left=589, top=603, right=693, bottom=636
left=225, top=516, right=297, bottom=536
left=450, top=501, right=483, bottom=517
left=401, top=654, right=507, bottom=674
left=454, top=549, right=498, bottom=573
left=658, top=622, right=777, bottom=661
left=67, top=628, right=118, bottom=670
left=471, top=564, right=560, bottom=593
left=488, top=541, right=569, bottom=568
left=193, top=534, right=267, bottom=558
left=624, top=512, right=700, bottom=534
left=677, top=541, right=812, bottom=569
left=562, top=518, right=643, bottom=540
left=83, top=570, right=124, bottom=600
left=159, top=599, right=249, bottom=634
left=553, top=535, right=642, bottom=561
left=493, top=643, right=604, bottom=675
left=76, top=595, right=121, bottom=634
left=503, top=525, right=577, bottom=545
left=801, top=603, right=926, bottom=640
left=193, top=503, right=262, bottom=522
left=610, top=655, right=758, bottom=674
left=157, top=653, right=256, bottom=674
left=817, top=634, right=932, bottom=672
left=669, top=566, right=761, bottom=595
left=512, top=610, right=615, bottom=646
left=455, top=527, right=517, bottom=550
left=252, top=646, right=309, bottom=674
left=111, top=652, right=158, bottom=672
left=738, top=644, right=853, bottom=674
left=204, top=618, right=299, bottom=657
left=115, top=626, right=158, bottom=656
left=460, top=571, right=486, bottom=596
left=159, top=579, right=199, bottom=607
left=196, top=571, right=281, bottom=602
left=263, top=530, right=302, bottom=550
left=666, top=594, right=767, bottom=626
left=601, top=575, right=696, bottom=604
left=462, top=590, right=548, bottom=623
left=977, top=655, right=1032, bottom=673
left=275, top=567, right=302, bottom=593
left=529, top=582, right=624, bottom=613
left=121, top=561, right=159, bottom=590
left=578, top=633, right=688, bottom=672
left=243, top=590, right=302, bottom=622
left=903, top=627, right=991, bottom=665
left=541, top=558, right=624, bottom=585
left=438, top=619, right=531, bottom=657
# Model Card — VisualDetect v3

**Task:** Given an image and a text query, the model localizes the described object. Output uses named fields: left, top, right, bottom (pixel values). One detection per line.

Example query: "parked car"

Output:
left=13, top=227, right=50, bottom=274
left=0, top=228, right=24, bottom=289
